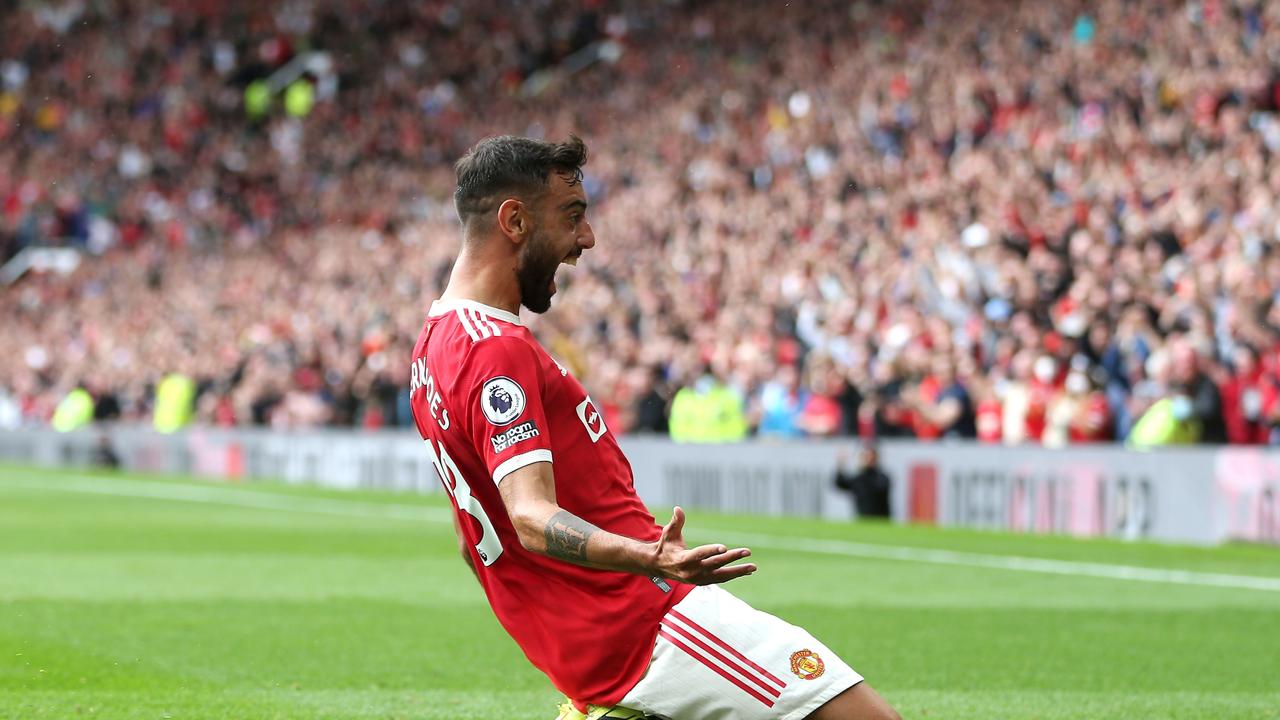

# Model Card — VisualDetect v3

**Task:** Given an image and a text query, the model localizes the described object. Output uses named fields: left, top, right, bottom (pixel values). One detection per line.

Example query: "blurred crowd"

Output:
left=4, top=0, right=1280, bottom=447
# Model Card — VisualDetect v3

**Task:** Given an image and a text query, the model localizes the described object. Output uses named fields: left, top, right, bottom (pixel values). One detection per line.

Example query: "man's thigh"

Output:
left=619, top=585, right=864, bottom=720
left=806, top=682, right=899, bottom=720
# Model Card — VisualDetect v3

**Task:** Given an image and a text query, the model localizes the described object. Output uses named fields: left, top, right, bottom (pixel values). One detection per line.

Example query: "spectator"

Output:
left=755, top=364, right=805, bottom=438
left=0, top=386, right=19, bottom=429
left=797, top=357, right=844, bottom=438
left=970, top=375, right=1004, bottom=445
left=153, top=373, right=196, bottom=434
left=1220, top=345, right=1272, bottom=445
left=630, top=366, right=672, bottom=435
left=1169, top=338, right=1227, bottom=444
left=1002, top=352, right=1058, bottom=445
left=92, top=381, right=122, bottom=422
left=833, top=444, right=891, bottom=519
left=1128, top=394, right=1202, bottom=448
left=51, top=384, right=94, bottom=432
left=669, top=366, right=748, bottom=443
left=862, top=358, right=913, bottom=439
left=902, top=355, right=976, bottom=440
left=1044, top=362, right=1112, bottom=447
left=1, top=0, right=1278, bottom=447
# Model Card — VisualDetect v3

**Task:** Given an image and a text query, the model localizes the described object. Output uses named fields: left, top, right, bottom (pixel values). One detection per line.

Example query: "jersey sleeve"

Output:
left=457, top=335, right=554, bottom=484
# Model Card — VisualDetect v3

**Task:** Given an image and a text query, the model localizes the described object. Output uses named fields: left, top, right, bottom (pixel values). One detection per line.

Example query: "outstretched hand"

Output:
left=651, top=506, right=756, bottom=585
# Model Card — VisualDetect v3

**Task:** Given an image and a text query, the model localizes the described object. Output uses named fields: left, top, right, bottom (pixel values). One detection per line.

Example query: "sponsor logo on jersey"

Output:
left=481, top=376, right=525, bottom=425
left=490, top=421, right=540, bottom=453
left=789, top=649, right=825, bottom=680
left=575, top=396, right=607, bottom=442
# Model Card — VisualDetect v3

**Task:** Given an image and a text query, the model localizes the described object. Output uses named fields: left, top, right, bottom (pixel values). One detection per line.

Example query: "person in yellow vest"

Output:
left=284, top=78, right=314, bottom=118
left=244, top=79, right=271, bottom=120
left=1126, top=395, right=1201, bottom=448
left=668, top=368, right=748, bottom=443
left=51, top=386, right=94, bottom=432
left=154, top=373, right=196, bottom=433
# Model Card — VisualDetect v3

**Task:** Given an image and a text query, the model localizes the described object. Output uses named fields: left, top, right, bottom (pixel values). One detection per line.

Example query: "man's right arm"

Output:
left=498, top=461, right=756, bottom=585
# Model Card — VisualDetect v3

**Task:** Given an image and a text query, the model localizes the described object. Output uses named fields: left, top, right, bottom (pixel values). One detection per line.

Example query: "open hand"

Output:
left=651, top=506, right=756, bottom=585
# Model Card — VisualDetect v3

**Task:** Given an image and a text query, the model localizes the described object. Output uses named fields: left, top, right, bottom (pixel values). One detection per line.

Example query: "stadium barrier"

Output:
left=2, top=427, right=1276, bottom=546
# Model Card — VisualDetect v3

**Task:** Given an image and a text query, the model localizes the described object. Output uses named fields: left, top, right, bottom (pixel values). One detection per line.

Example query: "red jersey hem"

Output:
left=574, top=581, right=695, bottom=708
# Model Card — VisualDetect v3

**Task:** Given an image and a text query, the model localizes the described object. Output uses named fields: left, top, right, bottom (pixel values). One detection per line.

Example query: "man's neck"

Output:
left=440, top=250, right=521, bottom=317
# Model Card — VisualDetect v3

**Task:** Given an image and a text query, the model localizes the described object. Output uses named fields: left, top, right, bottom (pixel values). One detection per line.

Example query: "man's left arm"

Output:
left=911, top=393, right=962, bottom=428
left=498, top=461, right=756, bottom=585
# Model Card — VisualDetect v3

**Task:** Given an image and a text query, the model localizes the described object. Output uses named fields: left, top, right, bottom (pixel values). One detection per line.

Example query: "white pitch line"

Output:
left=0, top=473, right=452, bottom=523
left=2, top=470, right=1278, bottom=593
left=711, top=531, right=1280, bottom=593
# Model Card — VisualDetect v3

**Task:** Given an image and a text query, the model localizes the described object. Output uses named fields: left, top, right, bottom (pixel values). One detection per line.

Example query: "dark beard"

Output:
left=516, top=227, right=560, bottom=314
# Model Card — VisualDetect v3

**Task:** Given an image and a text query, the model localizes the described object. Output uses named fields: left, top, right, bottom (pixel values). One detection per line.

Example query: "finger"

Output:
left=703, top=562, right=758, bottom=583
left=699, top=547, right=751, bottom=568
left=685, top=543, right=729, bottom=562
left=664, top=506, right=686, bottom=541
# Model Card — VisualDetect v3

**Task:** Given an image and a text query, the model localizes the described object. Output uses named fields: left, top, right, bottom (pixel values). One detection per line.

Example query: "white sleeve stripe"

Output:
left=471, top=308, right=501, bottom=338
left=493, top=449, right=552, bottom=485
left=468, top=308, right=486, bottom=338
left=472, top=309, right=490, bottom=339
left=480, top=311, right=502, bottom=336
left=456, top=308, right=481, bottom=342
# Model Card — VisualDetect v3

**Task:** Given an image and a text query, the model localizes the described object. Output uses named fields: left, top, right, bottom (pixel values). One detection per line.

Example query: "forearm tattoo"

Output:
left=543, top=510, right=599, bottom=561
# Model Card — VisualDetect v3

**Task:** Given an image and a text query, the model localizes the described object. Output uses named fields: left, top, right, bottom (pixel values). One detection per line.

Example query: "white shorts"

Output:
left=618, top=585, right=863, bottom=720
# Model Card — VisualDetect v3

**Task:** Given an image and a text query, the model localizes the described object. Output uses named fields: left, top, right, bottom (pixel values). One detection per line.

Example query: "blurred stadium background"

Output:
left=1, top=0, right=1278, bottom=718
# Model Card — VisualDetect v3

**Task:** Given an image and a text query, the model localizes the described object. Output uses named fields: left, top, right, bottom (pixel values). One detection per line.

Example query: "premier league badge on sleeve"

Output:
left=481, top=377, right=526, bottom=426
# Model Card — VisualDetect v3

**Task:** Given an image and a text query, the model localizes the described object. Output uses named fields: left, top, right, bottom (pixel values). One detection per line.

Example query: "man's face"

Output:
left=1234, top=347, right=1257, bottom=376
left=1171, top=343, right=1198, bottom=384
left=516, top=171, right=594, bottom=313
left=859, top=448, right=878, bottom=468
left=932, top=356, right=956, bottom=386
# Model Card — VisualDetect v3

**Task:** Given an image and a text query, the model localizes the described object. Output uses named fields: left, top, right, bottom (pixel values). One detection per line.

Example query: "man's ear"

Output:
left=496, top=198, right=528, bottom=244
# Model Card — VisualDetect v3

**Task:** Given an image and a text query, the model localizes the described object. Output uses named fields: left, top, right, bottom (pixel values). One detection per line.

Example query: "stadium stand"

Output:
left=2, top=0, right=1280, bottom=446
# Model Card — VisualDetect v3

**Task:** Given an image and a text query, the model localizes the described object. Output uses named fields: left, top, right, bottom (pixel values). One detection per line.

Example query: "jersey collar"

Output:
left=428, top=298, right=523, bottom=326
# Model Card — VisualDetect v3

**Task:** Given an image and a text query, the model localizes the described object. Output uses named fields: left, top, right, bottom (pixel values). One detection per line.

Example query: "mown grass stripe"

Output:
left=3, top=470, right=1277, bottom=593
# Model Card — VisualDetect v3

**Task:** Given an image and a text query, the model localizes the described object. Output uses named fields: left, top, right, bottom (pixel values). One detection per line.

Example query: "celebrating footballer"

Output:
left=409, top=134, right=898, bottom=720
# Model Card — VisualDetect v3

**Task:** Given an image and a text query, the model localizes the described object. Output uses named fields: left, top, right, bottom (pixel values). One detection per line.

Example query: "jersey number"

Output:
left=424, top=439, right=504, bottom=566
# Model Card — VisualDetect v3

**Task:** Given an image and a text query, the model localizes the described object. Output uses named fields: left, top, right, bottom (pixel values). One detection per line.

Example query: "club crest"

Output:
left=789, top=649, right=825, bottom=680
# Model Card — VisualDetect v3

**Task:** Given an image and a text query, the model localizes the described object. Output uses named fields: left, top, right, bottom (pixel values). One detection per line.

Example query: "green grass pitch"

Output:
left=2, top=463, right=1278, bottom=719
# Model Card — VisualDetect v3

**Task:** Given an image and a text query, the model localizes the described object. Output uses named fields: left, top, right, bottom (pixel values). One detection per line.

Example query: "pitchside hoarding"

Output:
left=874, top=444, right=1218, bottom=544
left=1, top=428, right=1276, bottom=545
left=1214, top=448, right=1280, bottom=545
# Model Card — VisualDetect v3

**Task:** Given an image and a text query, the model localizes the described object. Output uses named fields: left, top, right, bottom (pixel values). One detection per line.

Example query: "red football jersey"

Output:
left=409, top=298, right=691, bottom=706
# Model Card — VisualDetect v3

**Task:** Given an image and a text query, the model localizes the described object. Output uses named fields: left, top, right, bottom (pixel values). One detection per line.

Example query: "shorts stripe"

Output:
left=668, top=608, right=788, bottom=691
left=660, top=619, right=783, bottom=699
left=657, top=629, right=776, bottom=708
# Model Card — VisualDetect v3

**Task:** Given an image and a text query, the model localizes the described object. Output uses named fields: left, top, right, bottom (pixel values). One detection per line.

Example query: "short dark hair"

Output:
left=453, top=134, right=587, bottom=225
